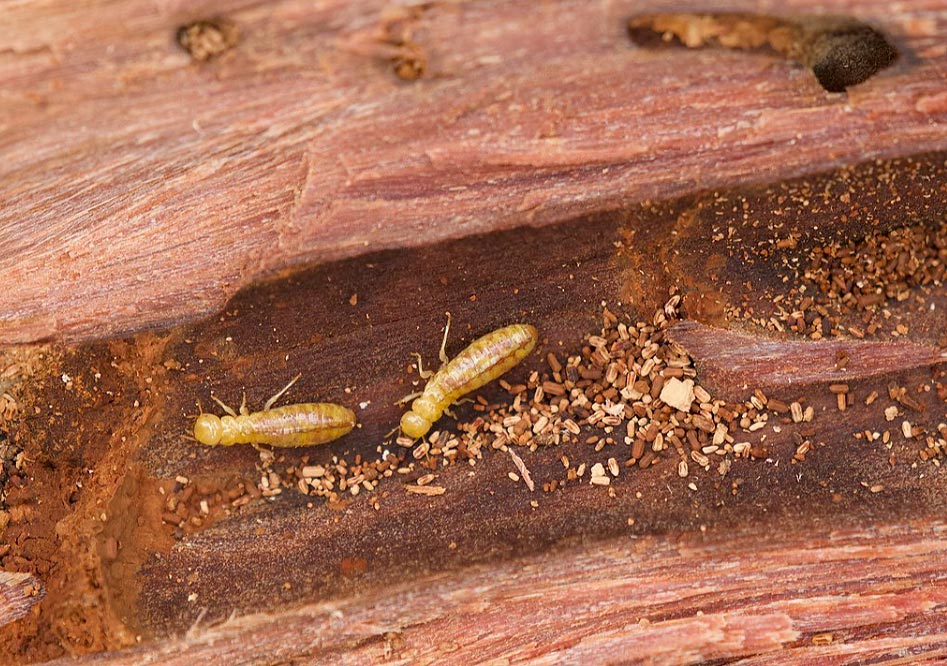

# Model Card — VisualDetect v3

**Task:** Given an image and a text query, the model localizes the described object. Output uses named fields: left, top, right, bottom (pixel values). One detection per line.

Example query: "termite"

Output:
left=192, top=375, right=356, bottom=448
left=399, top=315, right=538, bottom=440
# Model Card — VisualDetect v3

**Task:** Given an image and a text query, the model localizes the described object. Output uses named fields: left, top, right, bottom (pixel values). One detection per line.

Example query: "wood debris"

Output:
left=660, top=377, right=695, bottom=412
left=405, top=485, right=446, bottom=496
left=508, top=449, right=535, bottom=492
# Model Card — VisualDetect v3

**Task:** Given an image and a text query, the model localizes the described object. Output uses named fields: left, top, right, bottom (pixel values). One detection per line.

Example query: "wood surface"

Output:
left=3, top=158, right=947, bottom=662
left=3, top=1, right=947, bottom=665
left=0, top=573, right=44, bottom=630
left=36, top=522, right=947, bottom=665
left=3, top=0, right=947, bottom=343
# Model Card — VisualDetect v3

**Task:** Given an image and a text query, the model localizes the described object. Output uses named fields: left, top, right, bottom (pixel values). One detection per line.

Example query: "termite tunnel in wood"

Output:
left=628, top=13, right=899, bottom=92
left=3, top=151, right=947, bottom=662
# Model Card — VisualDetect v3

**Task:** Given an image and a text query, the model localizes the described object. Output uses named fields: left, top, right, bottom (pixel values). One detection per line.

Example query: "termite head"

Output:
left=400, top=411, right=431, bottom=440
left=194, top=413, right=224, bottom=445
left=400, top=395, right=440, bottom=440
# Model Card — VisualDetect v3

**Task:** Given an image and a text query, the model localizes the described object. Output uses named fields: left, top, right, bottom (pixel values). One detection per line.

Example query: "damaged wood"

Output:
left=628, top=13, right=898, bottom=92
left=0, top=573, right=43, bottom=630
left=3, top=2, right=947, bottom=664
left=35, top=522, right=947, bottom=665
left=3, top=0, right=947, bottom=342
left=3, top=153, right=947, bottom=661
left=669, top=320, right=947, bottom=400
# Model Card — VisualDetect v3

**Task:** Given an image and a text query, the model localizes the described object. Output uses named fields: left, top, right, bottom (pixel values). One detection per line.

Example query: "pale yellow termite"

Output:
left=192, top=375, right=356, bottom=448
left=399, top=315, right=539, bottom=440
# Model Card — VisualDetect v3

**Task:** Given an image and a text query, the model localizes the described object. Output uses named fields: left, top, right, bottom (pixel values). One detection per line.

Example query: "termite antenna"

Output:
left=211, top=394, right=239, bottom=417
left=263, top=373, right=303, bottom=411
left=439, top=312, right=452, bottom=364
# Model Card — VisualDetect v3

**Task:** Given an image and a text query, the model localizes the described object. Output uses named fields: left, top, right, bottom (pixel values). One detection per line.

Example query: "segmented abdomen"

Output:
left=425, top=324, right=538, bottom=410
left=229, top=403, right=355, bottom=447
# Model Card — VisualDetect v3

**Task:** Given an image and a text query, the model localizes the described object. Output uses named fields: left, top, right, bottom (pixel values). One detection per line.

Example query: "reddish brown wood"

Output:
left=0, top=573, right=43, bottom=629
left=34, top=522, right=947, bottom=665
left=3, top=185, right=947, bottom=662
left=669, top=320, right=947, bottom=399
left=4, top=2, right=947, bottom=664
left=3, top=0, right=947, bottom=343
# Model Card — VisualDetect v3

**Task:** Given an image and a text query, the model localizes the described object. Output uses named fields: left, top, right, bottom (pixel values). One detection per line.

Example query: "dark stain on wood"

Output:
left=628, top=13, right=898, bottom=92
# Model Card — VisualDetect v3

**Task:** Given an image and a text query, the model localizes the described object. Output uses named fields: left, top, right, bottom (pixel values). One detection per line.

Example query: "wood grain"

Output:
left=0, top=573, right=43, bottom=629
left=4, top=2, right=947, bottom=664
left=669, top=320, right=947, bottom=399
left=35, top=522, right=947, bottom=665
left=3, top=0, right=947, bottom=343
left=4, top=194, right=946, bottom=661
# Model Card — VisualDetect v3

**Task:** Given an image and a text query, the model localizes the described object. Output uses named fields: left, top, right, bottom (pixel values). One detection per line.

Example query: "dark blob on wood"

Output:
left=628, top=13, right=898, bottom=92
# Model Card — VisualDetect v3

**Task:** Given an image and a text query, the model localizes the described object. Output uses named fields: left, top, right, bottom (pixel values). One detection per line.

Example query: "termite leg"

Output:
left=384, top=425, right=401, bottom=439
left=396, top=390, right=423, bottom=406
left=263, top=373, right=303, bottom=411
left=410, top=312, right=451, bottom=379
left=444, top=396, right=475, bottom=418
left=239, top=392, right=248, bottom=416
left=438, top=312, right=452, bottom=364
left=411, top=353, right=433, bottom=380
left=253, top=443, right=276, bottom=463
left=185, top=607, right=209, bottom=640
left=211, top=395, right=238, bottom=417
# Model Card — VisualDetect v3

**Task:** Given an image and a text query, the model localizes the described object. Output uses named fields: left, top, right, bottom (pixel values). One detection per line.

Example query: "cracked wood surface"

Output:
left=0, top=573, right=44, bottom=630
left=4, top=1, right=947, bottom=664
left=37, top=522, right=947, bottom=665
left=4, top=175, right=947, bottom=662
left=669, top=321, right=947, bottom=399
left=3, top=0, right=947, bottom=343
